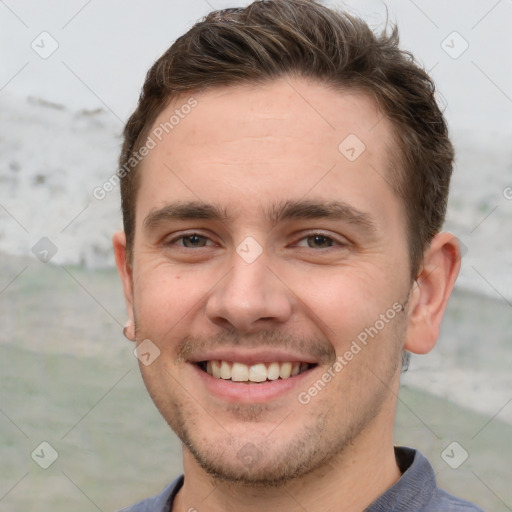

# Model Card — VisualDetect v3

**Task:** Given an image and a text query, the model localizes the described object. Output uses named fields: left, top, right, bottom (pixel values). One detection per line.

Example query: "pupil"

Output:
left=309, top=235, right=330, bottom=248
left=185, top=235, right=203, bottom=247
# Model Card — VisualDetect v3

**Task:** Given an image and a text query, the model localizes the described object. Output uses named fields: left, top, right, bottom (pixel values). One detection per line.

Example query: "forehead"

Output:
left=157, top=79, right=388, bottom=161
left=136, top=78, right=399, bottom=227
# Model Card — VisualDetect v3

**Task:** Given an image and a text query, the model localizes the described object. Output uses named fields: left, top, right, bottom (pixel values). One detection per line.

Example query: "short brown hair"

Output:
left=119, top=0, right=454, bottom=277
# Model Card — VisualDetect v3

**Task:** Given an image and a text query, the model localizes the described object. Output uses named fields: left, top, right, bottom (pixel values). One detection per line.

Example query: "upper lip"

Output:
left=187, top=349, right=318, bottom=366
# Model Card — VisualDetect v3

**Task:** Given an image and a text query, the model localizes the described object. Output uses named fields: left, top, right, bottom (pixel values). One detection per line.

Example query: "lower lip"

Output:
left=192, top=363, right=315, bottom=403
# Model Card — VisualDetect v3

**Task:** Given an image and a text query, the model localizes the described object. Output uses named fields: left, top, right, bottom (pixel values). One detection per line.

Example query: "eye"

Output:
left=169, top=233, right=212, bottom=248
left=296, top=234, right=337, bottom=249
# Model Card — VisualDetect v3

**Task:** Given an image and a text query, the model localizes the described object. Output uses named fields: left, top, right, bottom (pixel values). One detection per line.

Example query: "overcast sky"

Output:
left=1, top=0, right=511, bottom=133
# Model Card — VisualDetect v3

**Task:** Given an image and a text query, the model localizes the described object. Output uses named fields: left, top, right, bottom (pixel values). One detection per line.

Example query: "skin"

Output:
left=113, top=77, right=460, bottom=512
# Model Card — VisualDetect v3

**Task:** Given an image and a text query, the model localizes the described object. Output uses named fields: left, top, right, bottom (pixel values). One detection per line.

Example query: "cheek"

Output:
left=282, top=263, right=402, bottom=346
left=132, top=263, right=210, bottom=343
left=289, top=265, right=393, bottom=316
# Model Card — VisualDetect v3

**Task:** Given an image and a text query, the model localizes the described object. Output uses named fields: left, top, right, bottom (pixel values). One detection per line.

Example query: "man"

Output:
left=113, top=1, right=484, bottom=510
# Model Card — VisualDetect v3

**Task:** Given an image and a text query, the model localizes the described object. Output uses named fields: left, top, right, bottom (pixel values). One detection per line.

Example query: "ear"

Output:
left=404, top=232, right=461, bottom=355
left=113, top=230, right=135, bottom=340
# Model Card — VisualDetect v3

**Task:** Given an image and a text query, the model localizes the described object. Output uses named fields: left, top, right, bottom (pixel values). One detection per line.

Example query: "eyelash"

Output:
left=166, top=232, right=215, bottom=248
left=166, top=231, right=347, bottom=250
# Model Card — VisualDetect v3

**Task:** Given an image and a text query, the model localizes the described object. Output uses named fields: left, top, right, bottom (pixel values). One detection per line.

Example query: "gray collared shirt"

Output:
left=118, top=447, right=485, bottom=511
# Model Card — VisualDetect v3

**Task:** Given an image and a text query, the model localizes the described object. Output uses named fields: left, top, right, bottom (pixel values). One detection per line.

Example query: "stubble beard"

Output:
left=135, top=310, right=406, bottom=488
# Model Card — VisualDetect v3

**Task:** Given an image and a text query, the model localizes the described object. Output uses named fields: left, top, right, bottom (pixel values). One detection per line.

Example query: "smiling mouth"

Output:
left=196, top=360, right=317, bottom=383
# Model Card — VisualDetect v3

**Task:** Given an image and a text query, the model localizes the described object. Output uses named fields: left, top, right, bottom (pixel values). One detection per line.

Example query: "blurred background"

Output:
left=0, top=0, right=511, bottom=510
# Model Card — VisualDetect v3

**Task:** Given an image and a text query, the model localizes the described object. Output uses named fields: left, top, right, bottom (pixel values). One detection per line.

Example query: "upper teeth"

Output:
left=205, top=361, right=309, bottom=382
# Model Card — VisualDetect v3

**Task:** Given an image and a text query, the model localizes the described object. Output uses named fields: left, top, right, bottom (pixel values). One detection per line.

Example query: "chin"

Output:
left=186, top=439, right=324, bottom=488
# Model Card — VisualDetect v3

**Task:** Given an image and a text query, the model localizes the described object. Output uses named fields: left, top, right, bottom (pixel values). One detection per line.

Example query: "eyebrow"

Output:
left=142, top=199, right=377, bottom=233
left=267, top=199, right=377, bottom=232
left=143, top=201, right=230, bottom=230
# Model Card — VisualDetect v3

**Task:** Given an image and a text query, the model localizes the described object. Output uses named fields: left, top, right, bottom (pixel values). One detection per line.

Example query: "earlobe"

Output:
left=123, top=323, right=136, bottom=342
left=113, top=231, right=136, bottom=339
left=404, top=232, right=461, bottom=355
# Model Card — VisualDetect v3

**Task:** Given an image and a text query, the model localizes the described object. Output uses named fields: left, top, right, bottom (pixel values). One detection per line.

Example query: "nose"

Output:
left=205, top=251, right=294, bottom=332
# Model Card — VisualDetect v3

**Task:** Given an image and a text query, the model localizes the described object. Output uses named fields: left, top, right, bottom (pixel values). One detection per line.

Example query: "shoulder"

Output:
left=117, top=475, right=184, bottom=512
left=370, top=447, right=486, bottom=512
left=422, top=487, right=486, bottom=511
left=399, top=449, right=485, bottom=511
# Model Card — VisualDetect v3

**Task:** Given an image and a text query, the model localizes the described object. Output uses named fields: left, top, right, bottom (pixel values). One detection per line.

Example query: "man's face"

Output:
left=121, top=78, right=414, bottom=484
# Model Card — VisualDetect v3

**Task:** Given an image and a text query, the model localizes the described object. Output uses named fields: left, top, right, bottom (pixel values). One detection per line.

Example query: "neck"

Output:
left=173, top=417, right=401, bottom=512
